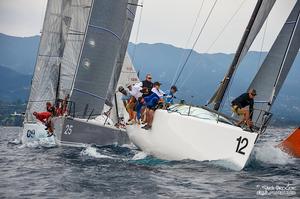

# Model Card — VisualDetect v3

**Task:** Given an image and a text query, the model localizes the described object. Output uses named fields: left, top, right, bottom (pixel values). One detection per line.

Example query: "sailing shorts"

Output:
left=232, top=105, right=243, bottom=116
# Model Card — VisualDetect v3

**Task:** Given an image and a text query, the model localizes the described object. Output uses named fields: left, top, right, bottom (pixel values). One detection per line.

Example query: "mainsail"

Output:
left=208, top=0, right=276, bottom=111
left=25, top=0, right=71, bottom=122
left=106, top=0, right=139, bottom=104
left=248, top=0, right=300, bottom=127
left=69, top=0, right=129, bottom=118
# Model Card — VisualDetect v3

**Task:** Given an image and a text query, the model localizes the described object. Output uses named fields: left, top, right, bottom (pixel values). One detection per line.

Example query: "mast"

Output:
left=248, top=0, right=300, bottom=128
left=208, top=0, right=276, bottom=111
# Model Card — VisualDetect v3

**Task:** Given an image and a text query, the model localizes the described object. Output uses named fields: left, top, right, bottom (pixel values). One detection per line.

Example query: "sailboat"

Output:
left=127, top=0, right=300, bottom=170
left=279, top=127, right=300, bottom=158
left=22, top=0, right=139, bottom=147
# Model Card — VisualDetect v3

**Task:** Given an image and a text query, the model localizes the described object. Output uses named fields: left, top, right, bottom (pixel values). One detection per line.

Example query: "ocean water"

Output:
left=0, top=127, right=299, bottom=198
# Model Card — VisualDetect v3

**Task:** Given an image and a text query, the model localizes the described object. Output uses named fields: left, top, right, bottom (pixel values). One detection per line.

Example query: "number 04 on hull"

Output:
left=126, top=105, right=259, bottom=171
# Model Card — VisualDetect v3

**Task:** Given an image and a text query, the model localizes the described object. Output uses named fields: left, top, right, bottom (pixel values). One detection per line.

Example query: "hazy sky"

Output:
left=0, top=0, right=296, bottom=53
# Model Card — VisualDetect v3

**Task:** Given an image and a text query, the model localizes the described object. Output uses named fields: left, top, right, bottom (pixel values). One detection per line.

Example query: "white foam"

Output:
left=80, top=146, right=114, bottom=159
left=132, top=151, right=148, bottom=160
left=9, top=138, right=21, bottom=145
left=121, top=143, right=138, bottom=150
left=253, top=142, right=294, bottom=165
left=20, top=137, right=56, bottom=148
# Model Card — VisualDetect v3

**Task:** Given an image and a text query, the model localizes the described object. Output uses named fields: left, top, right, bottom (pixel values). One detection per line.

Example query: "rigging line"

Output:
left=256, top=18, right=268, bottom=69
left=178, top=0, right=247, bottom=90
left=171, top=0, right=205, bottom=85
left=204, top=0, right=247, bottom=53
left=173, top=0, right=219, bottom=86
left=132, top=0, right=144, bottom=70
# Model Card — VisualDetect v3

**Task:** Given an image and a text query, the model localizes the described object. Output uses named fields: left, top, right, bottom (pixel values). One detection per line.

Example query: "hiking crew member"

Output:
left=118, top=86, right=131, bottom=109
left=33, top=102, right=55, bottom=136
left=141, top=74, right=153, bottom=97
left=126, top=82, right=144, bottom=124
left=138, top=74, right=153, bottom=123
left=164, top=85, right=177, bottom=108
left=142, top=82, right=164, bottom=130
left=231, top=89, right=257, bottom=129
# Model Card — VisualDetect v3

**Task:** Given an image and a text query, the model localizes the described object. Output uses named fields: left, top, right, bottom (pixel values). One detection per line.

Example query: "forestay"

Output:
left=249, top=1, right=300, bottom=127
left=25, top=0, right=71, bottom=122
left=69, top=0, right=129, bottom=118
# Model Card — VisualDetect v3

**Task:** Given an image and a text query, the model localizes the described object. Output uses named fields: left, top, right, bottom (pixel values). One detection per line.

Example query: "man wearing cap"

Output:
left=141, top=82, right=165, bottom=130
left=231, top=88, right=257, bottom=129
left=142, top=74, right=154, bottom=97
left=118, top=86, right=131, bottom=109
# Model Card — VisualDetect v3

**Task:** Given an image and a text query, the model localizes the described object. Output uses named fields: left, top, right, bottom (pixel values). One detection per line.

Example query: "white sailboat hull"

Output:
left=21, top=122, right=55, bottom=145
left=127, top=109, right=259, bottom=170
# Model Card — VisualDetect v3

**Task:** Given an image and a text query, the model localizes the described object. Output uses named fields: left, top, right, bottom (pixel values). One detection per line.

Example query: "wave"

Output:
left=251, top=142, right=294, bottom=165
left=80, top=146, right=114, bottom=159
left=132, top=151, right=148, bottom=160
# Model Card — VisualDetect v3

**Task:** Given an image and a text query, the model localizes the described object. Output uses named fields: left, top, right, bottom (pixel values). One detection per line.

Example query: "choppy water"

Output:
left=0, top=127, right=299, bottom=198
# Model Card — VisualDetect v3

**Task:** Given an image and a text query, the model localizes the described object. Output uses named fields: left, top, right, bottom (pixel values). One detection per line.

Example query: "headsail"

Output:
left=58, top=0, right=92, bottom=99
left=248, top=1, right=300, bottom=127
left=111, top=53, right=140, bottom=123
left=208, top=0, right=276, bottom=111
left=69, top=0, right=129, bottom=118
left=25, top=0, right=71, bottom=122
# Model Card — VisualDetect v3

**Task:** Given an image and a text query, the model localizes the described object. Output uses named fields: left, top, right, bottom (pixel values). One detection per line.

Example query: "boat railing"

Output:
left=251, top=104, right=273, bottom=134
left=67, top=101, right=76, bottom=118
left=168, top=103, right=272, bottom=134
left=167, top=104, right=235, bottom=125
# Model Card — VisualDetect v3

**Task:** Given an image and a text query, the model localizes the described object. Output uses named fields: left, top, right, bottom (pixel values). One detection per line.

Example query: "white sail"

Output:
left=249, top=1, right=300, bottom=127
left=25, top=0, right=71, bottom=122
left=58, top=0, right=92, bottom=99
left=111, top=53, right=140, bottom=122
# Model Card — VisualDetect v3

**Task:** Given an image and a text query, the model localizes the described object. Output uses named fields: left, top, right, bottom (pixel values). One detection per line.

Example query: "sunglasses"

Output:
left=147, top=77, right=152, bottom=79
left=251, top=93, right=256, bottom=96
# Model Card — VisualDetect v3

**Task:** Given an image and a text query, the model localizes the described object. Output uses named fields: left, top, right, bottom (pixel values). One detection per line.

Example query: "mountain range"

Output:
left=0, top=65, right=31, bottom=102
left=0, top=33, right=299, bottom=125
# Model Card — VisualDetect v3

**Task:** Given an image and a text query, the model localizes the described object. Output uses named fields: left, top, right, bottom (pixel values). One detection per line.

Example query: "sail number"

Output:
left=64, top=125, right=73, bottom=135
left=235, top=136, right=248, bottom=155
left=27, top=130, right=35, bottom=138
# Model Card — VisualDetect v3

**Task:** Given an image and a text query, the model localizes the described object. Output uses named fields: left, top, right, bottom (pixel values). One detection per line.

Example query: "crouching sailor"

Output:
left=231, top=89, right=257, bottom=130
left=141, top=81, right=165, bottom=130
left=33, top=102, right=55, bottom=137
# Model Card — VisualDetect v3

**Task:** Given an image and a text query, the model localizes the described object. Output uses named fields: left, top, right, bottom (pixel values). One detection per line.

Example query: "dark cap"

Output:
left=118, top=86, right=125, bottom=92
left=249, top=89, right=257, bottom=96
left=153, top=81, right=161, bottom=86
left=171, top=85, right=178, bottom=92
